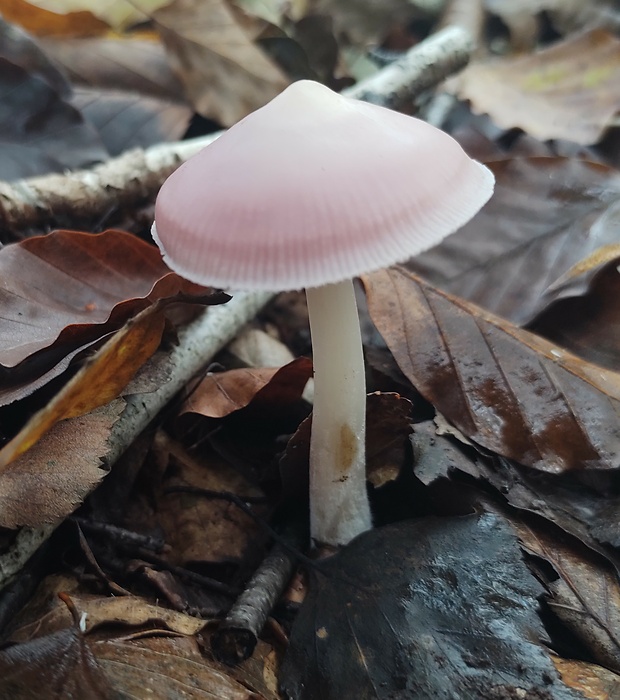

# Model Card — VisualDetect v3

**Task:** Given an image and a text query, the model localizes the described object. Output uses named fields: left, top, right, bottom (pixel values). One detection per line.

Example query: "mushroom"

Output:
left=152, top=80, right=494, bottom=547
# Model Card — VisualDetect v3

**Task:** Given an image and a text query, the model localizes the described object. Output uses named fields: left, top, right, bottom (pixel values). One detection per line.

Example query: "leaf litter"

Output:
left=4, top=3, right=620, bottom=699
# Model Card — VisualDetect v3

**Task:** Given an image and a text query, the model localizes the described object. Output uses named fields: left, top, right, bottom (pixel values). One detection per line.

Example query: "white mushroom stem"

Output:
left=305, top=279, right=372, bottom=546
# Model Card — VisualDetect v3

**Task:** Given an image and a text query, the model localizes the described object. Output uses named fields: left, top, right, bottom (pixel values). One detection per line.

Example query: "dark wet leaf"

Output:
left=528, top=259, right=620, bottom=370
left=0, top=625, right=115, bottom=699
left=407, top=157, right=620, bottom=325
left=411, top=423, right=620, bottom=571
left=0, top=16, right=70, bottom=96
left=281, top=513, right=582, bottom=699
left=363, top=266, right=620, bottom=474
left=0, top=57, right=107, bottom=180
left=514, top=517, right=620, bottom=674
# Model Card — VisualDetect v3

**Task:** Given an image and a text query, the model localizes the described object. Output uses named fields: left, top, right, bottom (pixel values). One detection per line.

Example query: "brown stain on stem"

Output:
left=336, top=423, right=357, bottom=481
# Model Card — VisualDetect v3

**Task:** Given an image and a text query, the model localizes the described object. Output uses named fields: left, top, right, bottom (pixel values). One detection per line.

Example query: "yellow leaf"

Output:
left=0, top=305, right=165, bottom=471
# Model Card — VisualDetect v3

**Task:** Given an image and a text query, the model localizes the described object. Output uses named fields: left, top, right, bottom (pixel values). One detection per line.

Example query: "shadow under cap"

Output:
left=153, top=80, right=494, bottom=292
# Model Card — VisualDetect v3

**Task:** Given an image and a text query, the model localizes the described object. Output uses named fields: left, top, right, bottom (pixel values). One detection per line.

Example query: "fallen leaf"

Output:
left=281, top=514, right=579, bottom=699
left=0, top=56, right=107, bottom=180
left=0, top=305, right=166, bottom=470
left=529, top=259, right=620, bottom=369
left=515, top=519, right=620, bottom=674
left=552, top=656, right=620, bottom=699
left=26, top=0, right=171, bottom=31
left=408, top=157, right=620, bottom=325
left=454, top=30, right=620, bottom=144
left=0, top=15, right=70, bottom=95
left=0, top=229, right=222, bottom=382
left=0, top=399, right=123, bottom=530
left=40, top=35, right=185, bottom=101
left=363, top=266, right=620, bottom=474
left=0, top=625, right=116, bottom=699
left=0, top=0, right=108, bottom=36
left=72, top=87, right=191, bottom=156
left=11, top=592, right=206, bottom=642
left=149, top=0, right=289, bottom=125
left=180, top=358, right=313, bottom=420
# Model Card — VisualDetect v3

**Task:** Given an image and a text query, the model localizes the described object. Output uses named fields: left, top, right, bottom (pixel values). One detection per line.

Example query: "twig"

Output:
left=0, top=134, right=222, bottom=239
left=211, top=526, right=305, bottom=665
left=344, top=26, right=474, bottom=108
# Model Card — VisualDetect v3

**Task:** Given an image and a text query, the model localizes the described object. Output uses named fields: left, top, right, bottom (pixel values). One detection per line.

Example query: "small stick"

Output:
left=211, top=527, right=304, bottom=665
left=0, top=26, right=474, bottom=239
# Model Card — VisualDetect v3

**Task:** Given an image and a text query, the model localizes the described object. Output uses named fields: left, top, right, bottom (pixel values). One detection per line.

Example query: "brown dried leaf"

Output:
left=363, top=266, right=620, bottom=474
left=145, top=431, right=266, bottom=568
left=150, top=0, right=289, bottom=126
left=552, top=656, right=620, bottom=699
left=0, top=0, right=108, bottom=36
left=0, top=399, right=124, bottom=528
left=180, top=358, right=313, bottom=420
left=72, top=87, right=191, bottom=156
left=408, top=157, right=620, bottom=325
left=11, top=593, right=206, bottom=643
left=454, top=30, right=620, bottom=144
left=0, top=229, right=221, bottom=379
left=0, top=305, right=165, bottom=471
left=40, top=36, right=185, bottom=101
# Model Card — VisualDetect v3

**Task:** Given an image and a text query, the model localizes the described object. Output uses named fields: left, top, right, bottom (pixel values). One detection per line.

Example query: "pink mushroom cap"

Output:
left=153, top=80, right=494, bottom=291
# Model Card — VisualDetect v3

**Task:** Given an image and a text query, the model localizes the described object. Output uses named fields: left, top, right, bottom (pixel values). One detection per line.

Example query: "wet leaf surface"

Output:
left=514, top=518, right=620, bottom=674
left=407, top=157, right=620, bottom=325
left=0, top=625, right=115, bottom=699
left=528, top=260, right=620, bottom=370
left=281, top=513, right=582, bottom=700
left=364, top=266, right=620, bottom=474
